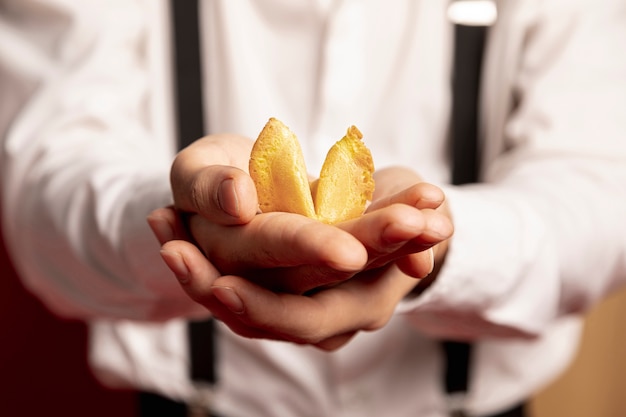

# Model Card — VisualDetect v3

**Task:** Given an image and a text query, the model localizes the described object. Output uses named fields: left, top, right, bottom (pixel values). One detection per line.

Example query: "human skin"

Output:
left=148, top=134, right=453, bottom=350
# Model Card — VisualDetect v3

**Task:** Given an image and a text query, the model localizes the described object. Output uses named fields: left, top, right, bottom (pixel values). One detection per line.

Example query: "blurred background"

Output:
left=530, top=287, right=626, bottom=417
left=0, top=221, right=135, bottom=417
left=2, top=222, right=626, bottom=417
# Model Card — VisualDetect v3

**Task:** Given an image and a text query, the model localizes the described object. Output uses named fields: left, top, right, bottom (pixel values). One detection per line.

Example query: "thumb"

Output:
left=170, top=134, right=258, bottom=225
left=173, top=165, right=259, bottom=225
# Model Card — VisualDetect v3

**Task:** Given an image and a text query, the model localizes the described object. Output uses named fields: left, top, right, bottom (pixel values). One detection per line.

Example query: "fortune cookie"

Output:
left=249, top=117, right=374, bottom=224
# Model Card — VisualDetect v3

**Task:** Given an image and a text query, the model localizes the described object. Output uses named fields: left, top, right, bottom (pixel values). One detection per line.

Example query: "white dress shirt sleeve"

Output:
left=399, top=0, right=626, bottom=339
left=0, top=0, right=206, bottom=320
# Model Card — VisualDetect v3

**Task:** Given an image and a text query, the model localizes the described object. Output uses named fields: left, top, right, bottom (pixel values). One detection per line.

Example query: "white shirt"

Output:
left=2, top=0, right=626, bottom=416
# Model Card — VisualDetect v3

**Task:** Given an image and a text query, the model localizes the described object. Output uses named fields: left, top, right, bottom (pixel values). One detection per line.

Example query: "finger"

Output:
left=314, top=331, right=358, bottom=351
left=157, top=244, right=355, bottom=341
left=202, top=285, right=280, bottom=340
left=208, top=287, right=358, bottom=349
left=203, top=277, right=328, bottom=344
left=209, top=275, right=345, bottom=344
left=173, top=165, right=259, bottom=225
left=368, top=182, right=445, bottom=212
left=156, top=241, right=284, bottom=338
left=190, top=212, right=368, bottom=274
left=208, top=266, right=416, bottom=345
left=147, top=206, right=191, bottom=244
left=170, top=134, right=259, bottom=225
left=337, top=205, right=452, bottom=276
left=206, top=293, right=358, bottom=351
left=160, top=239, right=222, bottom=293
left=240, top=263, right=358, bottom=295
left=368, top=208, right=452, bottom=271
left=395, top=249, right=434, bottom=279
left=339, top=204, right=433, bottom=267
left=381, top=207, right=452, bottom=256
left=341, top=204, right=425, bottom=250
left=414, top=207, right=454, bottom=245
left=371, top=165, right=423, bottom=200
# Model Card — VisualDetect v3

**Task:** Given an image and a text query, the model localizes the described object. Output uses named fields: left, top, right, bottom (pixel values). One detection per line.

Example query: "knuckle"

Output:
left=388, top=203, right=418, bottom=219
left=190, top=177, right=212, bottom=214
left=364, top=314, right=392, bottom=331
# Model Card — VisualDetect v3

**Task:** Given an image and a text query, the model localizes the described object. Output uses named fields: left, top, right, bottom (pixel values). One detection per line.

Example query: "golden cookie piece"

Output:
left=249, top=118, right=375, bottom=224
left=312, top=126, right=375, bottom=224
left=249, top=117, right=316, bottom=219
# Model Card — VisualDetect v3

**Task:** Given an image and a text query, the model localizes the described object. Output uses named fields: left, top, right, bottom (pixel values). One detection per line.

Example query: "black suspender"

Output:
left=445, top=19, right=526, bottom=417
left=170, top=0, right=205, bottom=149
left=444, top=20, right=488, bottom=416
left=450, top=24, right=486, bottom=187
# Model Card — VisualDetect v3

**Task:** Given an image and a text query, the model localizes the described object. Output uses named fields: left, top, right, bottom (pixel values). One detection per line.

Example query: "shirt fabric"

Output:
left=2, top=0, right=626, bottom=416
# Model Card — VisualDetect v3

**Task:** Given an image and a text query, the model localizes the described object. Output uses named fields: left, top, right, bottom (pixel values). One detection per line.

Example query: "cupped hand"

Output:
left=166, top=135, right=452, bottom=294
left=148, top=183, right=452, bottom=351
left=184, top=196, right=451, bottom=294
left=151, top=135, right=454, bottom=349
left=183, top=166, right=452, bottom=294
left=148, top=210, right=421, bottom=350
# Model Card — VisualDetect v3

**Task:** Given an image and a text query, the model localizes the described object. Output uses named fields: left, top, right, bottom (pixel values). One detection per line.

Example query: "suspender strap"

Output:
left=170, top=0, right=217, bottom=386
left=450, top=24, right=486, bottom=186
left=442, top=339, right=473, bottom=396
left=188, top=320, right=217, bottom=384
left=446, top=20, right=526, bottom=417
left=444, top=22, right=488, bottom=402
left=171, top=0, right=206, bottom=148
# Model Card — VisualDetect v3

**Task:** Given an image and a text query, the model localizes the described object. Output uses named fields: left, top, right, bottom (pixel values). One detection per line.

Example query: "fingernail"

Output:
left=212, top=286, right=244, bottom=314
left=147, top=215, right=175, bottom=244
left=160, top=249, right=189, bottom=284
left=218, top=178, right=240, bottom=218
